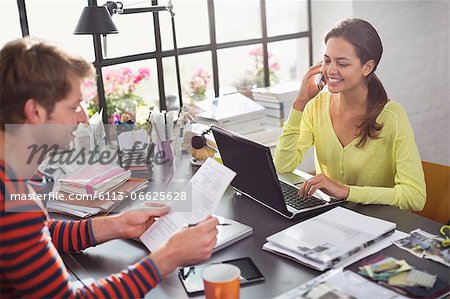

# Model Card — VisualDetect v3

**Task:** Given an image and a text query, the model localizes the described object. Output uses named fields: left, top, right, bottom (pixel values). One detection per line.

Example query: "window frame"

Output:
left=15, top=0, right=313, bottom=123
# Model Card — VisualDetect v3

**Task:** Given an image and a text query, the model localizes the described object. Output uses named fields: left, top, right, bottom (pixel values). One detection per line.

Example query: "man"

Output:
left=0, top=37, right=218, bottom=298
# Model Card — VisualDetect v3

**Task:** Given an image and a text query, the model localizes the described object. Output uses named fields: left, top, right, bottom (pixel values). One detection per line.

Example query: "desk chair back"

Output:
left=415, top=161, right=450, bottom=224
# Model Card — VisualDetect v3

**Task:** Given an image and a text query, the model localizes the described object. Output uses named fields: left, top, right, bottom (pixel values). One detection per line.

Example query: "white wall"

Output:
left=311, top=0, right=354, bottom=62
left=307, top=0, right=449, bottom=170
left=352, top=0, right=450, bottom=165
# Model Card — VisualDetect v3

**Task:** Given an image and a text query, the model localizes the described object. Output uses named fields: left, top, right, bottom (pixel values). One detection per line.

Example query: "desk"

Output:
left=63, top=158, right=449, bottom=298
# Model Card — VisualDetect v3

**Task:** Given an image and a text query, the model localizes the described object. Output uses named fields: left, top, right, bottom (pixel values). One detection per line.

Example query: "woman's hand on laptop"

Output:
left=299, top=174, right=350, bottom=200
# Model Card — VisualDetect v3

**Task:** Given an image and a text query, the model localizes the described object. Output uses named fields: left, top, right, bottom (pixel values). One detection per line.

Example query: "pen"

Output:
left=184, top=223, right=232, bottom=228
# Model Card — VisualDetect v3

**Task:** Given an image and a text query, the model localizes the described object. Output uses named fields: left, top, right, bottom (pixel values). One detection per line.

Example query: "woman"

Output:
left=274, top=18, right=425, bottom=211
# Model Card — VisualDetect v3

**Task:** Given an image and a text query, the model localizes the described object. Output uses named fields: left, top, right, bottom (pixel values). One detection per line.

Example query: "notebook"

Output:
left=211, top=125, right=343, bottom=219
left=263, top=207, right=398, bottom=271
left=213, top=216, right=253, bottom=252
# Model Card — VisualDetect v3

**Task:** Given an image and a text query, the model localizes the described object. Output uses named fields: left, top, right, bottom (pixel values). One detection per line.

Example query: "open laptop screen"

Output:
left=211, top=126, right=290, bottom=216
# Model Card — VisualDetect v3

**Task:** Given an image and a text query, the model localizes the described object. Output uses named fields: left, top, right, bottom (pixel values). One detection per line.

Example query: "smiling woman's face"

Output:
left=322, top=37, right=371, bottom=94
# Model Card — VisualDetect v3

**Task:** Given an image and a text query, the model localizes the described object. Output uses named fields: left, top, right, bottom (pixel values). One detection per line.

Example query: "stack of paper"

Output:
left=195, top=93, right=266, bottom=135
left=47, top=201, right=103, bottom=218
left=251, top=81, right=299, bottom=127
left=59, top=163, right=131, bottom=197
left=48, top=177, right=148, bottom=218
left=263, top=207, right=406, bottom=271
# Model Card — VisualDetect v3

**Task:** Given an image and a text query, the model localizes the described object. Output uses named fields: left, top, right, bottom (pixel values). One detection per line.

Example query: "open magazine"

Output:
left=393, top=229, right=450, bottom=267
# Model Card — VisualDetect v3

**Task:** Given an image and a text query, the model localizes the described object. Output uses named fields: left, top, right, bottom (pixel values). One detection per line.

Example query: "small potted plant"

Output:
left=82, top=67, right=150, bottom=122
left=233, top=46, right=281, bottom=97
left=187, top=68, right=211, bottom=103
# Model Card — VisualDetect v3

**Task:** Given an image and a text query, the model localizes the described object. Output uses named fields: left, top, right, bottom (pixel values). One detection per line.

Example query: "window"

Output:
left=266, top=0, right=309, bottom=37
left=4, top=0, right=312, bottom=124
left=26, top=0, right=94, bottom=61
left=0, top=0, right=24, bottom=46
left=214, top=0, right=261, bottom=43
left=268, top=38, right=310, bottom=83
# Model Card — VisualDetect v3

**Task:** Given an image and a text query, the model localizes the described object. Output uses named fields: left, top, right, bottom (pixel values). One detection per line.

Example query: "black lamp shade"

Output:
left=74, top=6, right=118, bottom=35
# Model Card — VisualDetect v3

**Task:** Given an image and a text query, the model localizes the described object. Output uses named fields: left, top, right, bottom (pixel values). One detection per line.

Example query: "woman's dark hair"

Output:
left=325, top=18, right=388, bottom=148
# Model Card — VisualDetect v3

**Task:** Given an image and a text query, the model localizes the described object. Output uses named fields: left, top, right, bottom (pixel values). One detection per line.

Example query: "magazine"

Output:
left=393, top=229, right=450, bottom=267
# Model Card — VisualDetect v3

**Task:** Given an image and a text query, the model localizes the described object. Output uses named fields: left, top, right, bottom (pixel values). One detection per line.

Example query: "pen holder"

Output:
left=156, top=140, right=174, bottom=162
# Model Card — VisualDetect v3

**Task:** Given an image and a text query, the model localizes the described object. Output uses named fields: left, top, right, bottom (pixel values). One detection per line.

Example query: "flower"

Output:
left=82, top=67, right=150, bottom=120
left=234, top=46, right=280, bottom=90
left=187, top=68, right=211, bottom=98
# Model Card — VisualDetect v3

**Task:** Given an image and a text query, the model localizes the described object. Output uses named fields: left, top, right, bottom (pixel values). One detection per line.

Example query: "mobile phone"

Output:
left=314, top=73, right=326, bottom=90
left=178, top=257, right=264, bottom=295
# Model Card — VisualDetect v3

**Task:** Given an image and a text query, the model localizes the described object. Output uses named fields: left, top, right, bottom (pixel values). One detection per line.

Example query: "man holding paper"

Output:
left=0, top=37, right=219, bottom=298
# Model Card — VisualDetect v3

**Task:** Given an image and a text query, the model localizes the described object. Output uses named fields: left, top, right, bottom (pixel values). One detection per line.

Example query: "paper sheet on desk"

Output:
left=139, top=158, right=236, bottom=252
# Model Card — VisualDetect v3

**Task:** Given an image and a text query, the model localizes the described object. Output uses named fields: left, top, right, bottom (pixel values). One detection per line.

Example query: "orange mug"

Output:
left=202, top=263, right=241, bottom=299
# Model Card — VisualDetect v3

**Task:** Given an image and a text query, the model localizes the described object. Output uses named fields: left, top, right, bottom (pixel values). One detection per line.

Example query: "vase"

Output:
left=108, top=94, right=143, bottom=121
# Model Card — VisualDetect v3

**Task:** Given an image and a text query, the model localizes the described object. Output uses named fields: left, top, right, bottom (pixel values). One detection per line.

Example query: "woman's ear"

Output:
left=363, top=60, right=376, bottom=77
left=23, top=99, right=48, bottom=124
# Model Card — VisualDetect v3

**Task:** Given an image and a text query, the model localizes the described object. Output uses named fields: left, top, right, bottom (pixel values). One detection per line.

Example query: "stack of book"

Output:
left=49, top=162, right=147, bottom=218
left=263, top=207, right=406, bottom=271
left=48, top=177, right=148, bottom=218
left=59, top=164, right=131, bottom=196
left=252, top=81, right=299, bottom=127
left=194, top=93, right=266, bottom=135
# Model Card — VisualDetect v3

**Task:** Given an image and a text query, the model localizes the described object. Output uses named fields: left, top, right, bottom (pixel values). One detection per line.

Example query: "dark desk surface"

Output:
left=64, top=158, right=449, bottom=298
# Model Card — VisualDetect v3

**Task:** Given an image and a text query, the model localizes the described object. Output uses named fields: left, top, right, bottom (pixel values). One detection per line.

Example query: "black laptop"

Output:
left=211, top=125, right=344, bottom=219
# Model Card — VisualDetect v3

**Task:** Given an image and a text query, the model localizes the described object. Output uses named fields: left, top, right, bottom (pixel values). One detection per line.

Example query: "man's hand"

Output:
left=92, top=203, right=170, bottom=244
left=299, top=173, right=350, bottom=200
left=150, top=216, right=219, bottom=278
left=117, top=202, right=170, bottom=239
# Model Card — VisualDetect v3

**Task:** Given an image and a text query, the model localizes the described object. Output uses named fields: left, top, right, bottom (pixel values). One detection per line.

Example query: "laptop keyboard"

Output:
left=279, top=181, right=327, bottom=210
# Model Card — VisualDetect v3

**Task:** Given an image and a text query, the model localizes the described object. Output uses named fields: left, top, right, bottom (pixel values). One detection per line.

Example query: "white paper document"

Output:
left=263, top=207, right=401, bottom=271
left=139, top=158, right=236, bottom=252
left=263, top=230, right=407, bottom=271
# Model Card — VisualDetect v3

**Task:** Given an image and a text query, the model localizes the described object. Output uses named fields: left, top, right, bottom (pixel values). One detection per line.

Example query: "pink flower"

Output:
left=249, top=46, right=263, bottom=57
left=187, top=68, right=211, bottom=96
left=120, top=67, right=132, bottom=76
left=82, top=67, right=151, bottom=102
left=138, top=67, right=150, bottom=78
left=270, top=62, right=280, bottom=71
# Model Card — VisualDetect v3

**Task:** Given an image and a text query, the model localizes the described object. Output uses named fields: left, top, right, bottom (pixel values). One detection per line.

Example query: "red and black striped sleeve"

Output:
left=47, top=218, right=97, bottom=253
left=1, top=161, right=162, bottom=298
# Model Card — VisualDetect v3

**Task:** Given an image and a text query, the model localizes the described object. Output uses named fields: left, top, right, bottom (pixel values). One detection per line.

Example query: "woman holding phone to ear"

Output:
left=274, top=18, right=426, bottom=211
